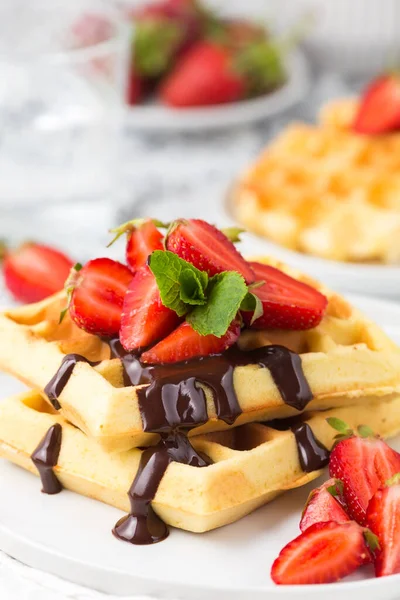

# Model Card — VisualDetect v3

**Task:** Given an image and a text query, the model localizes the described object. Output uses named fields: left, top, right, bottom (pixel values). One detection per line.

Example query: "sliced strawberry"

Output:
left=366, top=478, right=400, bottom=577
left=271, top=521, right=369, bottom=585
left=141, top=318, right=240, bottom=364
left=300, top=479, right=349, bottom=533
left=120, top=265, right=180, bottom=351
left=329, top=436, right=400, bottom=525
left=126, top=220, right=164, bottom=272
left=166, top=219, right=254, bottom=283
left=68, top=258, right=132, bottom=336
left=353, top=74, right=400, bottom=135
left=2, top=242, right=73, bottom=304
left=242, top=262, right=328, bottom=330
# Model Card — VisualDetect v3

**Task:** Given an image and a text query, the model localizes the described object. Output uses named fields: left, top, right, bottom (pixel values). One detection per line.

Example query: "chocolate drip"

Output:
left=113, top=432, right=211, bottom=545
left=108, top=338, right=153, bottom=386
left=227, top=345, right=312, bottom=411
left=31, top=424, right=63, bottom=494
left=44, top=354, right=99, bottom=409
left=291, top=422, right=330, bottom=472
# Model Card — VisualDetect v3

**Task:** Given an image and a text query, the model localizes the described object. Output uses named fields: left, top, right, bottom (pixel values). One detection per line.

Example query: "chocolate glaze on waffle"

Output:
left=44, top=342, right=313, bottom=544
left=31, top=424, right=63, bottom=494
left=266, top=418, right=330, bottom=472
left=44, top=354, right=100, bottom=410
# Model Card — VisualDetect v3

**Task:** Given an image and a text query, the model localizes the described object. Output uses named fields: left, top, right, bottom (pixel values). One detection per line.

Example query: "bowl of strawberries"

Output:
left=122, top=0, right=310, bottom=130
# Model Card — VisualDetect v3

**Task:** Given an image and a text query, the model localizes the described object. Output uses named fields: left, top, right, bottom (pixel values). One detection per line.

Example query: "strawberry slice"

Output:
left=126, top=220, right=164, bottom=272
left=2, top=242, right=73, bottom=304
left=166, top=219, right=255, bottom=283
left=271, top=521, right=370, bottom=585
left=366, top=477, right=400, bottom=577
left=140, top=318, right=240, bottom=364
left=109, top=219, right=164, bottom=273
left=329, top=436, right=400, bottom=525
left=242, top=262, right=328, bottom=330
left=120, top=265, right=180, bottom=351
left=300, top=479, right=349, bottom=533
left=68, top=258, right=132, bottom=336
left=353, top=74, right=400, bottom=135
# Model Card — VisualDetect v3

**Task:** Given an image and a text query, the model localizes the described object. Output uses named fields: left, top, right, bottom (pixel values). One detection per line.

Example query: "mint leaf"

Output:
left=187, top=272, right=247, bottom=337
left=179, top=268, right=207, bottom=305
left=240, top=292, right=264, bottom=325
left=149, top=250, right=208, bottom=317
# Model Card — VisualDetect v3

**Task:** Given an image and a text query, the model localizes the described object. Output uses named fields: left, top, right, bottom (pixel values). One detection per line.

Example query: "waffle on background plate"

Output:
left=231, top=99, right=400, bottom=264
left=1, top=254, right=400, bottom=538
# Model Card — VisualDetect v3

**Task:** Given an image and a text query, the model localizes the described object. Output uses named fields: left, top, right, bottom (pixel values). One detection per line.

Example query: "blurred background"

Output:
left=1, top=0, right=400, bottom=303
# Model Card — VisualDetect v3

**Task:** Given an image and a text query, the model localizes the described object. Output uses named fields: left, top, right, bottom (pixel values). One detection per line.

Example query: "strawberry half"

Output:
left=166, top=218, right=255, bottom=283
left=2, top=242, right=73, bottom=304
left=68, top=258, right=132, bottom=336
left=353, top=74, right=400, bottom=135
left=366, top=477, right=400, bottom=577
left=126, top=220, right=163, bottom=272
left=120, top=265, right=180, bottom=351
left=140, top=318, right=240, bottom=364
left=329, top=436, right=400, bottom=525
left=271, top=521, right=370, bottom=585
left=242, top=262, right=328, bottom=330
left=300, top=479, right=349, bottom=533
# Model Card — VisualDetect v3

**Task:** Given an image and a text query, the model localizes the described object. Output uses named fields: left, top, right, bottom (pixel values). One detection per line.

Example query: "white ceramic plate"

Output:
left=125, top=51, right=309, bottom=131
left=0, top=293, right=399, bottom=600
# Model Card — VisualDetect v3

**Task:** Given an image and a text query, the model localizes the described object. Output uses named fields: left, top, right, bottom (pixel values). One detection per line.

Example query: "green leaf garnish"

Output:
left=386, top=473, right=400, bottom=487
left=107, top=218, right=169, bottom=247
left=187, top=271, right=247, bottom=337
left=59, top=263, right=83, bottom=324
left=240, top=291, right=264, bottom=325
left=220, top=227, right=245, bottom=243
left=149, top=250, right=208, bottom=317
left=357, top=425, right=375, bottom=439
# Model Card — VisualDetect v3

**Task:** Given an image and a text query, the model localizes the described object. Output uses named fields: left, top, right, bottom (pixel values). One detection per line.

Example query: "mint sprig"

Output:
left=149, top=251, right=208, bottom=317
left=149, top=250, right=258, bottom=337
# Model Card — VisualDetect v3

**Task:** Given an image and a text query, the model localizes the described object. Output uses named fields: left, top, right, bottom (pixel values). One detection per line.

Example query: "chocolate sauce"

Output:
left=290, top=422, right=330, bottom=472
left=31, top=424, right=63, bottom=494
left=113, top=432, right=210, bottom=545
left=44, top=354, right=99, bottom=409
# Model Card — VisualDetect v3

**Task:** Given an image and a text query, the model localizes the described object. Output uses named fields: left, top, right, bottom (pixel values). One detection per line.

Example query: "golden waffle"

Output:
left=1, top=390, right=400, bottom=533
left=0, top=257, right=399, bottom=452
left=232, top=99, right=400, bottom=263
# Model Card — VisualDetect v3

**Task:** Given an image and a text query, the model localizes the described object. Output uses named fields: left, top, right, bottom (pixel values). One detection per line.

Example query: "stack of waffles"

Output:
left=232, top=99, right=400, bottom=263
left=1, top=255, right=400, bottom=542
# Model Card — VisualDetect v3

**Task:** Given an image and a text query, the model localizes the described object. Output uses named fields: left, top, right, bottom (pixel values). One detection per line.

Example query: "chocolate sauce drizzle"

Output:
left=290, top=422, right=330, bottom=473
left=44, top=340, right=314, bottom=544
left=44, top=354, right=99, bottom=409
left=31, top=424, right=63, bottom=494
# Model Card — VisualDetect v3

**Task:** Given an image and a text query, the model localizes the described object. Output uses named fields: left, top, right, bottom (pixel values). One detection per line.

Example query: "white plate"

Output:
left=0, top=293, right=400, bottom=600
left=125, top=51, right=309, bottom=131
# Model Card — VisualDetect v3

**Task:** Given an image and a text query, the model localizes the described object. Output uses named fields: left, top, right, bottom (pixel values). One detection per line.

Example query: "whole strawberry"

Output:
left=2, top=242, right=73, bottom=304
left=353, top=74, right=400, bottom=135
left=160, top=39, right=285, bottom=107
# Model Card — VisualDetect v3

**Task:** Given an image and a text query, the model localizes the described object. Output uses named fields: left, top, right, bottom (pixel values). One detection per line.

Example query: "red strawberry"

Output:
left=271, top=521, right=370, bottom=585
left=160, top=42, right=245, bottom=107
left=166, top=219, right=254, bottom=283
left=2, top=242, right=73, bottom=304
left=242, top=262, right=328, bottom=330
left=110, top=219, right=164, bottom=273
left=126, top=69, right=145, bottom=105
left=120, top=265, right=180, bottom=351
left=141, top=318, right=240, bottom=364
left=366, top=477, right=400, bottom=577
left=353, top=74, right=400, bottom=135
left=68, top=258, right=132, bottom=336
left=300, top=479, right=349, bottom=533
left=329, top=436, right=400, bottom=525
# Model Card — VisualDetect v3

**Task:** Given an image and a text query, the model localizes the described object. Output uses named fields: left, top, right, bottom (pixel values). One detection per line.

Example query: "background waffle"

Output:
left=232, top=99, right=400, bottom=263
left=0, top=257, right=399, bottom=452
left=1, top=390, right=400, bottom=533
